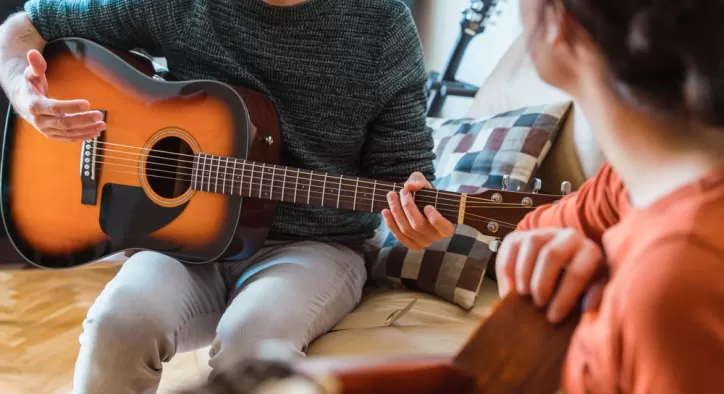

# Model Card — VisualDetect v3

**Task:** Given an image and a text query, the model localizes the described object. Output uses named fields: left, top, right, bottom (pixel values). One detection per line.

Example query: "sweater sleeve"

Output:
left=517, top=162, right=625, bottom=245
left=362, top=5, right=435, bottom=183
left=23, top=0, right=177, bottom=53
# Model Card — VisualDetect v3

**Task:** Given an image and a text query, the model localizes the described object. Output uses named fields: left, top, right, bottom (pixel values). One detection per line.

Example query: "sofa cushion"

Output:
left=177, top=278, right=501, bottom=384
left=364, top=103, right=571, bottom=310
left=309, top=279, right=500, bottom=357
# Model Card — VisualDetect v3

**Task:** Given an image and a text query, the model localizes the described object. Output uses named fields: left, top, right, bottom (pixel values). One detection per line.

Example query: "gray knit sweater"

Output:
left=24, top=0, right=435, bottom=250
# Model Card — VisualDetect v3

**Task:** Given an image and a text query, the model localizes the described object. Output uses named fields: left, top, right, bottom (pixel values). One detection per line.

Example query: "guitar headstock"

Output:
left=459, top=0, right=505, bottom=35
left=461, top=176, right=572, bottom=245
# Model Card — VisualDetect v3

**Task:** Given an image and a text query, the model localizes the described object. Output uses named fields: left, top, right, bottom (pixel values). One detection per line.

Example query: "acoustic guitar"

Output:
left=1, top=38, right=568, bottom=270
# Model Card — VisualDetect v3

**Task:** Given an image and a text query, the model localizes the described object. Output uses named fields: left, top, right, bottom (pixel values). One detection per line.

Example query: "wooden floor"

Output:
left=0, top=264, right=121, bottom=394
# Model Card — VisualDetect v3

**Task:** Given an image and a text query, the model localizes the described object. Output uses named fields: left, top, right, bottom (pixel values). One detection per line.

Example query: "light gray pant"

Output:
left=72, top=241, right=367, bottom=394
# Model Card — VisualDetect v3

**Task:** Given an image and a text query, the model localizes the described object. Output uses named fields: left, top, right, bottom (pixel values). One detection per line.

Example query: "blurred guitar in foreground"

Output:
left=179, top=292, right=581, bottom=394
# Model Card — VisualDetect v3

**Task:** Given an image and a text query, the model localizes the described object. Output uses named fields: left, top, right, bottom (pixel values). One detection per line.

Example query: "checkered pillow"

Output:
left=364, top=102, right=572, bottom=309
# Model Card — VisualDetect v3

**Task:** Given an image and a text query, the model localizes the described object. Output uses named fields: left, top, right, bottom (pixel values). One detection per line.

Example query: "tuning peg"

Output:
left=501, top=175, right=509, bottom=191
left=531, top=178, right=542, bottom=194
left=488, top=239, right=501, bottom=253
left=561, top=181, right=572, bottom=196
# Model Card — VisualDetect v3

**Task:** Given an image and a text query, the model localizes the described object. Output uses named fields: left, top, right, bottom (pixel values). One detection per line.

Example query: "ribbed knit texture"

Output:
left=24, top=0, right=435, bottom=251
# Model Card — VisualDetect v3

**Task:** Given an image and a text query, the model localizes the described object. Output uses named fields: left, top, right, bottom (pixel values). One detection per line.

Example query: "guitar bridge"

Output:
left=80, top=110, right=106, bottom=205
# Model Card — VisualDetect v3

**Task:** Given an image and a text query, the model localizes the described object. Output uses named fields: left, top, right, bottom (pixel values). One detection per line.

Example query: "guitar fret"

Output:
left=336, top=176, right=342, bottom=209
left=270, top=165, right=276, bottom=200
left=371, top=180, right=377, bottom=212
left=281, top=167, right=287, bottom=201
left=294, top=170, right=300, bottom=203
left=230, top=158, right=237, bottom=196
left=353, top=177, right=360, bottom=210
left=200, top=154, right=207, bottom=192
left=191, top=155, right=198, bottom=190
left=214, top=156, right=220, bottom=193
left=249, top=161, right=256, bottom=197
left=240, top=160, right=246, bottom=196
left=307, top=172, right=312, bottom=204
left=258, top=163, right=264, bottom=198
left=223, top=157, right=229, bottom=194
left=321, top=173, right=328, bottom=206
left=206, top=154, right=211, bottom=192
left=196, top=154, right=202, bottom=191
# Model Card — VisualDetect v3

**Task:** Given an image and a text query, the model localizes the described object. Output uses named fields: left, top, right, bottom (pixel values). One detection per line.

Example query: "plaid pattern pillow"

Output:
left=431, top=103, right=571, bottom=193
left=364, top=102, right=572, bottom=310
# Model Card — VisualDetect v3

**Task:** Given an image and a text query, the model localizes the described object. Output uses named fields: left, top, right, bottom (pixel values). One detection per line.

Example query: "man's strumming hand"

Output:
left=12, top=49, right=106, bottom=142
left=382, top=172, right=455, bottom=251
left=495, top=228, right=607, bottom=323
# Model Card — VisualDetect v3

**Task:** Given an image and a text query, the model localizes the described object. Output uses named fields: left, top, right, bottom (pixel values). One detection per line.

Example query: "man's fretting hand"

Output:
left=13, top=49, right=105, bottom=142
left=382, top=172, right=455, bottom=251
left=495, top=228, right=607, bottom=323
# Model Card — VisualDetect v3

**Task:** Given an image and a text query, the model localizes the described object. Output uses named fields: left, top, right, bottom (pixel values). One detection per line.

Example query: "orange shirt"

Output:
left=517, top=162, right=724, bottom=393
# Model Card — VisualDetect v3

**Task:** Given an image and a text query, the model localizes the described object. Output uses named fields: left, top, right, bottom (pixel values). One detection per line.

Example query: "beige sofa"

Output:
left=157, top=35, right=607, bottom=393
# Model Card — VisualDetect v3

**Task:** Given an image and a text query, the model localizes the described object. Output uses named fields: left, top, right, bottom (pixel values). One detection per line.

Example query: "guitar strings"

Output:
left=94, top=157, right=521, bottom=228
left=102, top=170, right=517, bottom=229
left=102, top=166, right=519, bottom=231
left=93, top=144, right=507, bottom=208
left=92, top=145, right=539, bottom=209
left=91, top=141, right=550, bottom=207
left=93, top=150, right=533, bottom=213
left=98, top=159, right=520, bottom=228
left=93, top=147, right=529, bottom=209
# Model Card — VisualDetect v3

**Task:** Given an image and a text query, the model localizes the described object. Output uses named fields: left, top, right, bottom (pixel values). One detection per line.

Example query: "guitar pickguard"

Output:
left=98, top=183, right=188, bottom=250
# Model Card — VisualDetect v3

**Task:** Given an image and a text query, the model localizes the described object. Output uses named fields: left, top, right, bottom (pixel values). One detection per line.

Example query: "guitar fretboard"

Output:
left=190, top=153, right=463, bottom=222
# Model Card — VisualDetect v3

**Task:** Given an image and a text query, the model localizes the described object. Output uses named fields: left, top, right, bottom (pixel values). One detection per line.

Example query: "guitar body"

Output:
left=1, top=38, right=281, bottom=269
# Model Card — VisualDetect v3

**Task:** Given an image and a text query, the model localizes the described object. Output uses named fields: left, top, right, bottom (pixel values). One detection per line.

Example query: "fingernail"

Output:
left=401, top=189, right=409, bottom=197
left=424, top=206, right=435, bottom=216
left=93, top=112, right=103, bottom=121
left=387, top=193, right=394, bottom=204
left=517, top=281, right=527, bottom=295
left=547, top=309, right=559, bottom=323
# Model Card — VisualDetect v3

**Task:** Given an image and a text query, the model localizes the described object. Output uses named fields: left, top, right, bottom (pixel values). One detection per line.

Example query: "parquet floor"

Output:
left=0, top=263, right=121, bottom=394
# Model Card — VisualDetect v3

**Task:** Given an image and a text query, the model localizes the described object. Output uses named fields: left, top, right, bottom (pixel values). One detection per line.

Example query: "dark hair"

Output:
left=546, top=0, right=724, bottom=127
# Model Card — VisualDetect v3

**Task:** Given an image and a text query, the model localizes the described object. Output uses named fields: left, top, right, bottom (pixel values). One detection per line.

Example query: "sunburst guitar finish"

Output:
left=1, top=38, right=280, bottom=269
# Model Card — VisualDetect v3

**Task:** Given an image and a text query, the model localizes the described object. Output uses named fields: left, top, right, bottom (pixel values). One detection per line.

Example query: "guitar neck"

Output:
left=191, top=153, right=465, bottom=223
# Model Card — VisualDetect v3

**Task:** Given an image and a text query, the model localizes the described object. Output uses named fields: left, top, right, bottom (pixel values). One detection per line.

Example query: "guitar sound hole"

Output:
left=146, top=136, right=194, bottom=199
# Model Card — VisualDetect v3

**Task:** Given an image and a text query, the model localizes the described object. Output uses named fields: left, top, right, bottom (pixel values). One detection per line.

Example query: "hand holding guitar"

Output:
left=382, top=172, right=456, bottom=251
left=12, top=49, right=105, bottom=142
left=495, top=228, right=607, bottom=323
